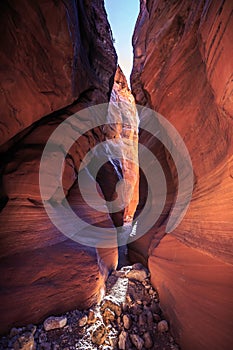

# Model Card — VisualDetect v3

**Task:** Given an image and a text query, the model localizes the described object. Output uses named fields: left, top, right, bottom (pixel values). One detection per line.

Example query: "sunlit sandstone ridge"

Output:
left=130, top=0, right=233, bottom=349
left=108, top=66, right=139, bottom=223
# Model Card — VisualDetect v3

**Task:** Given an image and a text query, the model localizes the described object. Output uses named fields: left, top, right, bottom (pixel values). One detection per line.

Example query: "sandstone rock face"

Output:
left=0, top=0, right=140, bottom=335
left=0, top=0, right=119, bottom=334
left=0, top=0, right=116, bottom=146
left=103, top=66, right=139, bottom=226
left=112, top=67, right=139, bottom=222
left=131, top=0, right=233, bottom=349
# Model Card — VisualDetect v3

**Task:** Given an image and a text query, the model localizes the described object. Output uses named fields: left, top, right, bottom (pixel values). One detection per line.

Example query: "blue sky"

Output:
left=105, top=0, right=140, bottom=85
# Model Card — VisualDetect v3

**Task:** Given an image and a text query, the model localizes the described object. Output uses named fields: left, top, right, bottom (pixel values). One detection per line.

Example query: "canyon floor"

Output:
left=0, top=260, right=179, bottom=350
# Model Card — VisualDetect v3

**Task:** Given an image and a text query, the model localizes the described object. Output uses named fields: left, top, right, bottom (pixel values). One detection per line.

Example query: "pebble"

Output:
left=109, top=335, right=118, bottom=347
left=43, top=316, right=67, bottom=331
left=158, top=320, right=169, bottom=332
left=130, top=334, right=144, bottom=350
left=122, top=314, right=132, bottom=330
left=78, top=315, right=88, bottom=327
left=145, top=308, right=153, bottom=330
left=101, top=295, right=122, bottom=317
left=102, top=308, right=115, bottom=325
left=130, top=303, right=142, bottom=316
left=143, top=331, right=153, bottom=349
left=87, top=309, right=96, bottom=324
left=13, top=332, right=35, bottom=350
left=118, top=330, right=127, bottom=350
left=38, top=333, right=47, bottom=344
left=91, top=323, right=106, bottom=345
left=138, top=312, right=147, bottom=329
left=126, top=269, right=148, bottom=282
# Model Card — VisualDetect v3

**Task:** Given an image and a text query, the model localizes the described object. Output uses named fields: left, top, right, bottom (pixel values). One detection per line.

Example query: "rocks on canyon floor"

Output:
left=0, top=264, right=179, bottom=350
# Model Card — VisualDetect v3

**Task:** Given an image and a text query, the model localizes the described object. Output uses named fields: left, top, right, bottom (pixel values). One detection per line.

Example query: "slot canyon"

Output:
left=0, top=0, right=232, bottom=350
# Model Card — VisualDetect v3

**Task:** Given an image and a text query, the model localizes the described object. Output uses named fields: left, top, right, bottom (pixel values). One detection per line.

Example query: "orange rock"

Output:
left=130, top=0, right=233, bottom=349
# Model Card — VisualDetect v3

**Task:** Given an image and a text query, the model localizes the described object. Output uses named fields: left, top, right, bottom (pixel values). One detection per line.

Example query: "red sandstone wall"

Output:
left=0, top=0, right=116, bottom=146
left=130, top=0, right=233, bottom=349
left=0, top=0, right=118, bottom=334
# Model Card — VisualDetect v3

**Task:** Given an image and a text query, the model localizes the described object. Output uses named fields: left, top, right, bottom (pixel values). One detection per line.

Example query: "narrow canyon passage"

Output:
left=0, top=1, right=233, bottom=350
left=0, top=264, right=181, bottom=350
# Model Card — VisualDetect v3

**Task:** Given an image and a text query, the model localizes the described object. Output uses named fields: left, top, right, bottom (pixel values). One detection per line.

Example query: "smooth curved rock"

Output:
left=150, top=235, right=233, bottom=349
left=0, top=0, right=140, bottom=335
left=130, top=0, right=233, bottom=349
left=0, top=0, right=118, bottom=335
left=0, top=0, right=116, bottom=146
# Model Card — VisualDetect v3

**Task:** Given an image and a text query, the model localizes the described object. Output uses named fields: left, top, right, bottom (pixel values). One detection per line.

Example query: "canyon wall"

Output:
left=130, top=0, right=233, bottom=349
left=0, top=0, right=116, bottom=146
left=0, top=0, right=121, bottom=334
left=107, top=66, right=139, bottom=224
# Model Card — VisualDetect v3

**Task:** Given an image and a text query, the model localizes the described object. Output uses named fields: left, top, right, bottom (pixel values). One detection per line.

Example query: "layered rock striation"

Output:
left=130, top=0, right=233, bottom=349
left=0, top=0, right=116, bottom=146
left=0, top=0, right=139, bottom=334
left=106, top=66, right=139, bottom=225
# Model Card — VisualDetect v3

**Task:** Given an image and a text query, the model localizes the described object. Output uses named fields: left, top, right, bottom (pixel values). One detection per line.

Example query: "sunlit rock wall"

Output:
left=107, top=66, right=139, bottom=224
left=130, top=0, right=233, bottom=349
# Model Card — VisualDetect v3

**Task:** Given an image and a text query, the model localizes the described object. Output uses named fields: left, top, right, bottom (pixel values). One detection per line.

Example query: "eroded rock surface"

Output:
left=110, top=66, right=139, bottom=222
left=130, top=1, right=233, bottom=349
left=100, top=66, right=139, bottom=228
left=0, top=0, right=119, bottom=334
left=0, top=0, right=116, bottom=145
left=0, top=0, right=140, bottom=335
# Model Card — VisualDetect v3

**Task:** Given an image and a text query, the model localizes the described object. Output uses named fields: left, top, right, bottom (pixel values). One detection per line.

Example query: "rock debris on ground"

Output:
left=0, top=263, right=179, bottom=350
